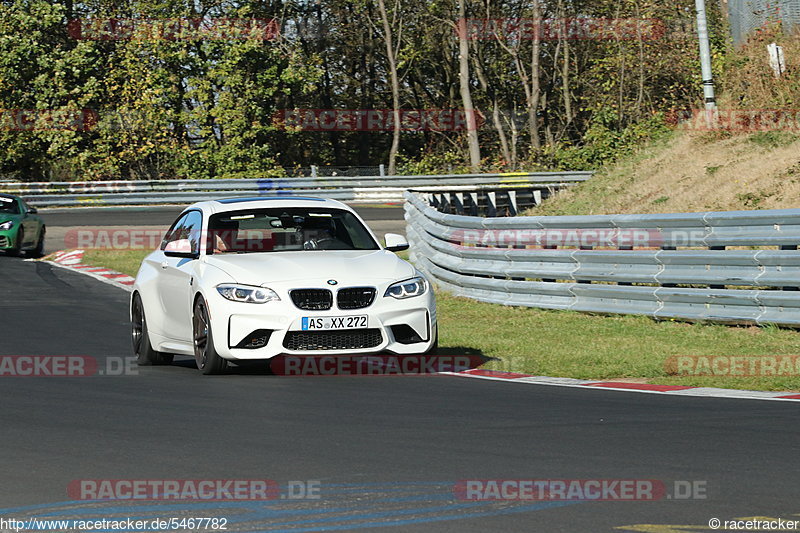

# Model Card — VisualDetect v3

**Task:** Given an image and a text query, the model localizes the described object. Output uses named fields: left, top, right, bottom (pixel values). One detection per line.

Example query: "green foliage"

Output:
left=395, top=149, right=471, bottom=175
left=545, top=110, right=672, bottom=170
left=0, top=0, right=723, bottom=179
left=747, top=132, right=799, bottom=149
left=0, top=0, right=320, bottom=180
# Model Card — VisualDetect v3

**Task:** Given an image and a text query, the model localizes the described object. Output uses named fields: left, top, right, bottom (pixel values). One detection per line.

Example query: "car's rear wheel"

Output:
left=132, top=293, right=173, bottom=366
left=193, top=297, right=228, bottom=375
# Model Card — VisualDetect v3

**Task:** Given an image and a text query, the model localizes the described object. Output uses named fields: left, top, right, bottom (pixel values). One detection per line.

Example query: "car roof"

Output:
left=183, top=196, right=354, bottom=216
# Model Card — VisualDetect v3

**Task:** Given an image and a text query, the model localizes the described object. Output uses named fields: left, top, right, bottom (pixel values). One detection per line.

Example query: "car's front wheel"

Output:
left=30, top=225, right=45, bottom=258
left=8, top=227, right=23, bottom=256
left=131, top=293, right=173, bottom=366
left=193, top=297, right=228, bottom=375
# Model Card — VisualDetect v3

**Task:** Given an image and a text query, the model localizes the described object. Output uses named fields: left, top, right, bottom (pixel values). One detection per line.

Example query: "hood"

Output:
left=204, top=249, right=415, bottom=286
left=0, top=213, right=20, bottom=225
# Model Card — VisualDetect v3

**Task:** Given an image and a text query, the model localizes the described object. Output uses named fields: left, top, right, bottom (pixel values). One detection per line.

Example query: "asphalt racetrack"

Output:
left=0, top=206, right=798, bottom=532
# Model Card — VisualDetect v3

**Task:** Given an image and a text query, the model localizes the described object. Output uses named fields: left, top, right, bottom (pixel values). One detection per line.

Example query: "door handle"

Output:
left=160, top=261, right=169, bottom=269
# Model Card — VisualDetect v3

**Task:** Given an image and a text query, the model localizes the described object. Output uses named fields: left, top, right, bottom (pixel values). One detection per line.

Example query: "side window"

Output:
left=182, top=211, right=203, bottom=254
left=160, top=214, right=189, bottom=250
left=160, top=211, right=203, bottom=253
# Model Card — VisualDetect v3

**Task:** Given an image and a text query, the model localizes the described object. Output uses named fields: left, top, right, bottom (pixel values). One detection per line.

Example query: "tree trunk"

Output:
left=458, top=0, right=481, bottom=172
left=529, top=0, right=542, bottom=151
left=377, top=0, right=401, bottom=175
left=472, top=55, right=511, bottom=166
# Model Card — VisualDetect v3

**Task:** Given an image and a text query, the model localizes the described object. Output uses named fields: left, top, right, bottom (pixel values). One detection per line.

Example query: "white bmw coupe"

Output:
left=131, top=197, right=437, bottom=374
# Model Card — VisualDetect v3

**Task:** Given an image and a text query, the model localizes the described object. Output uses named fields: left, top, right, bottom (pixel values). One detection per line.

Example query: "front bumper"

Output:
left=0, top=229, right=18, bottom=250
left=206, top=285, right=437, bottom=360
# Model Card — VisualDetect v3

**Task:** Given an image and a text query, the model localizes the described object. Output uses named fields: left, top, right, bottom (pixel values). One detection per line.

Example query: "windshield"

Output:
left=0, top=197, right=19, bottom=214
left=207, top=207, right=380, bottom=254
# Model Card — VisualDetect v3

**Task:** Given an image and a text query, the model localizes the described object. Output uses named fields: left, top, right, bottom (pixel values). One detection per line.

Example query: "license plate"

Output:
left=301, top=315, right=368, bottom=330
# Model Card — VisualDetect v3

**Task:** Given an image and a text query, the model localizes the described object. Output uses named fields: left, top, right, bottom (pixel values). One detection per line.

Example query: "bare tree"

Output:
left=472, top=55, right=512, bottom=166
left=457, top=0, right=482, bottom=171
left=490, top=0, right=542, bottom=153
left=376, top=0, right=402, bottom=175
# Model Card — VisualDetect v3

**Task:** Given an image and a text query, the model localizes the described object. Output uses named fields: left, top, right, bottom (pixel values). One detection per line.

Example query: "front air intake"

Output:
left=283, top=329, right=383, bottom=351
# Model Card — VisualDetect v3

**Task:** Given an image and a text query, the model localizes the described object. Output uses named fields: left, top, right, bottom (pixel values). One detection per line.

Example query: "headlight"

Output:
left=0, top=221, right=13, bottom=231
left=216, top=284, right=280, bottom=304
left=384, top=276, right=427, bottom=299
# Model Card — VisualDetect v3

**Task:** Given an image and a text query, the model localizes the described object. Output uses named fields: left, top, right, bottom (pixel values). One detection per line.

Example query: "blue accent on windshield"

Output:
left=216, top=197, right=326, bottom=204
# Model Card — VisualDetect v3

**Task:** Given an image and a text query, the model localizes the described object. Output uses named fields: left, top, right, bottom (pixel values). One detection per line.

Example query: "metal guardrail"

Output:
left=0, top=172, right=592, bottom=207
left=405, top=190, right=800, bottom=327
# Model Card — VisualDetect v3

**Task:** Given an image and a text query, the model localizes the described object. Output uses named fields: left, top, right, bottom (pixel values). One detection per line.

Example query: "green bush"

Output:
left=546, top=110, right=672, bottom=171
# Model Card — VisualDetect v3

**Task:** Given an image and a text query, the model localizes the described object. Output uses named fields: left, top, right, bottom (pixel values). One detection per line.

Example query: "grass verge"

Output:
left=68, top=248, right=800, bottom=392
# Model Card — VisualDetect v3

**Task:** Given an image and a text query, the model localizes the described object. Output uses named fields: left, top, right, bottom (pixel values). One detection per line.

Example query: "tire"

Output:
left=29, top=225, right=45, bottom=258
left=9, top=227, right=23, bottom=257
left=193, top=297, right=228, bottom=375
left=131, top=293, right=174, bottom=366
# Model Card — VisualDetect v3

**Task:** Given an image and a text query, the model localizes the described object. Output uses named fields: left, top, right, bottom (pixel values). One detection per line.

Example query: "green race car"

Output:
left=0, top=193, right=46, bottom=257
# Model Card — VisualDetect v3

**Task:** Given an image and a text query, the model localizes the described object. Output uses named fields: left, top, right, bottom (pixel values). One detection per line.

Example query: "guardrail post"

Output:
left=708, top=245, right=726, bottom=289
left=379, top=164, right=385, bottom=177
left=577, top=244, right=592, bottom=283
left=454, top=192, right=465, bottom=215
left=780, top=245, right=799, bottom=290
left=533, top=189, right=542, bottom=206
left=311, top=165, right=318, bottom=178
left=660, top=245, right=678, bottom=287
left=468, top=192, right=479, bottom=216
left=618, top=244, right=633, bottom=286
left=486, top=192, right=497, bottom=217
left=507, top=190, right=518, bottom=216
left=542, top=244, right=557, bottom=283
left=438, top=193, right=450, bottom=213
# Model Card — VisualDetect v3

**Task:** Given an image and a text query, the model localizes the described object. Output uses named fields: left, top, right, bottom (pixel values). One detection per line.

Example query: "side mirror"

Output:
left=28, top=207, right=38, bottom=214
left=164, top=238, right=198, bottom=258
left=384, top=233, right=409, bottom=252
